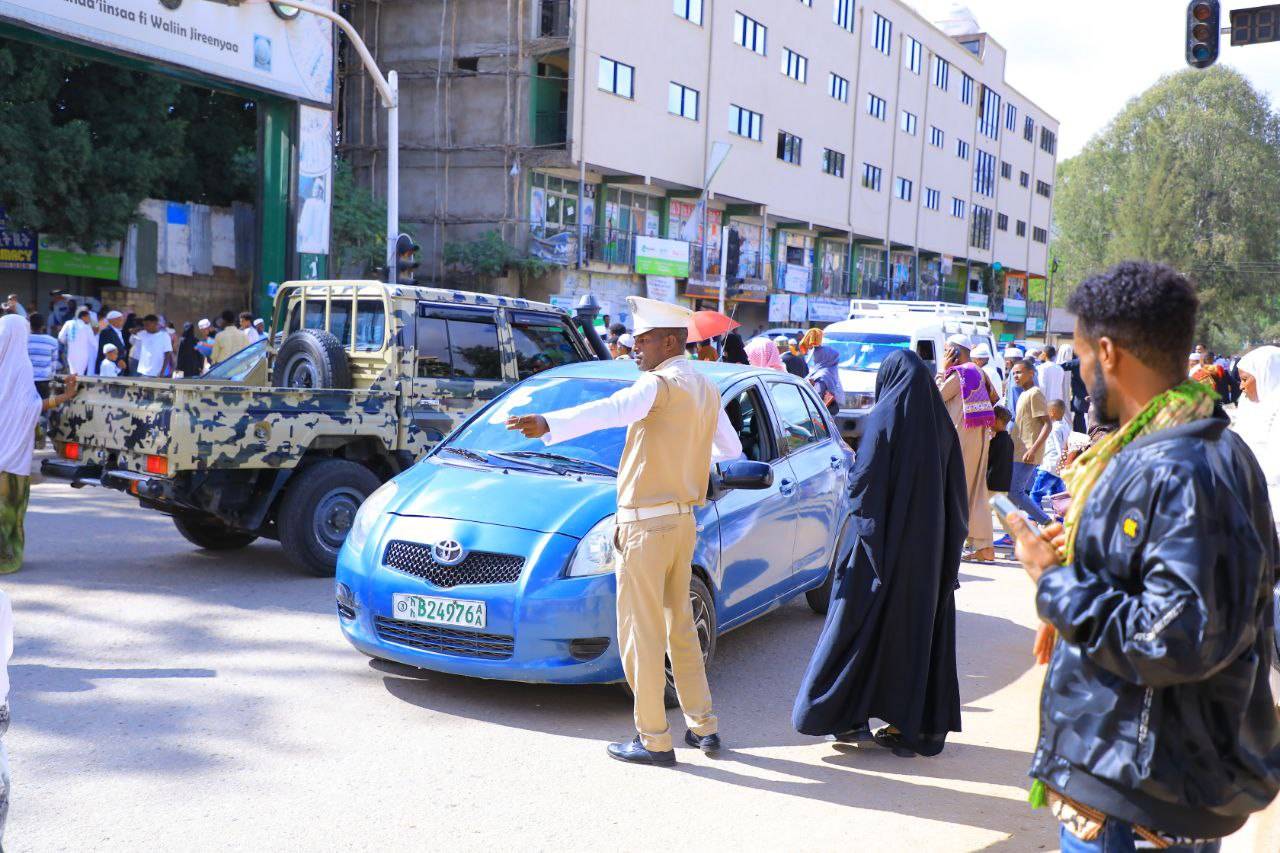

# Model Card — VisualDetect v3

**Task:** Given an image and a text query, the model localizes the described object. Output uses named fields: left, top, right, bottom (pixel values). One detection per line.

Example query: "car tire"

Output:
left=172, top=512, right=259, bottom=550
left=805, top=543, right=842, bottom=615
left=271, top=328, right=352, bottom=390
left=664, top=575, right=717, bottom=709
left=278, top=459, right=383, bottom=577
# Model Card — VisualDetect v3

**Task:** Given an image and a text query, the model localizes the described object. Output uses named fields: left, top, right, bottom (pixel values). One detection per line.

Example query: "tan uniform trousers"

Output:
left=614, top=513, right=717, bottom=752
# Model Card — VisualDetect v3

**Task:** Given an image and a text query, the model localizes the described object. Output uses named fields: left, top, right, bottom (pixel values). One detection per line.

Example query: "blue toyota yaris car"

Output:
left=335, top=360, right=855, bottom=697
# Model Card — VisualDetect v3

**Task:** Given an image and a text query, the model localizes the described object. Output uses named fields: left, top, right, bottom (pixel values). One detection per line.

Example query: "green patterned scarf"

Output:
left=1029, top=379, right=1217, bottom=809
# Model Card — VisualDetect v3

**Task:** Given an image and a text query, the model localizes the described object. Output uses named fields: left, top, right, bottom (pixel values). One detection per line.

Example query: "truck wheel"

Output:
left=172, top=512, right=259, bottom=551
left=272, top=328, right=352, bottom=390
left=278, top=459, right=382, bottom=577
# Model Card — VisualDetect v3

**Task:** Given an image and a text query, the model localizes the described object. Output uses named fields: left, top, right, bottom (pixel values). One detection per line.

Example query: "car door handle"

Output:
left=829, top=456, right=843, bottom=470
left=779, top=479, right=796, bottom=497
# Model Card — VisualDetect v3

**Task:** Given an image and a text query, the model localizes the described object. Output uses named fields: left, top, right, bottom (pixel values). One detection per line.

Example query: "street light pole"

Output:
left=243, top=0, right=399, bottom=281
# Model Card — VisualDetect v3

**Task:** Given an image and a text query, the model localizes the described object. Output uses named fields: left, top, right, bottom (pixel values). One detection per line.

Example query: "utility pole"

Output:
left=243, top=0, right=400, bottom=282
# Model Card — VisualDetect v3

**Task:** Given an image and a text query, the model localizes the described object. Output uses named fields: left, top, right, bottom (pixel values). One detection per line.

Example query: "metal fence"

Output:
left=583, top=226, right=636, bottom=267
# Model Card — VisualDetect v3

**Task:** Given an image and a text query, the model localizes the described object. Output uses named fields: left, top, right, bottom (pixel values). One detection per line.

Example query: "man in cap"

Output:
left=210, top=312, right=250, bottom=365
left=613, top=333, right=635, bottom=360
left=1002, top=345, right=1026, bottom=410
left=1036, top=345, right=1067, bottom=409
left=972, top=342, right=1002, bottom=394
left=937, top=334, right=998, bottom=562
left=508, top=295, right=742, bottom=766
left=59, top=307, right=98, bottom=375
left=98, top=343, right=124, bottom=377
left=98, top=310, right=128, bottom=375
left=239, top=311, right=263, bottom=344
left=253, top=318, right=266, bottom=339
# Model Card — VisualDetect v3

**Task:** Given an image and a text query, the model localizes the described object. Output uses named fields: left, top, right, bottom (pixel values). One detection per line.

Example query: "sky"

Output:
left=915, top=0, right=1280, bottom=159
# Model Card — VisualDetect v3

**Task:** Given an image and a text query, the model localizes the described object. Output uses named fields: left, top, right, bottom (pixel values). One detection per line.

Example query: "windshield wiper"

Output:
left=441, top=447, right=490, bottom=464
left=502, top=450, right=618, bottom=476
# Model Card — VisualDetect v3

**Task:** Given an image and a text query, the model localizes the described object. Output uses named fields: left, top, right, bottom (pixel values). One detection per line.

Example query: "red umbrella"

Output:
left=687, top=310, right=739, bottom=343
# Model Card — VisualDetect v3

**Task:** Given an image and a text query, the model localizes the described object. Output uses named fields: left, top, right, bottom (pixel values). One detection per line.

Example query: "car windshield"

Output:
left=443, top=376, right=630, bottom=472
left=200, top=338, right=266, bottom=382
left=824, top=332, right=910, bottom=372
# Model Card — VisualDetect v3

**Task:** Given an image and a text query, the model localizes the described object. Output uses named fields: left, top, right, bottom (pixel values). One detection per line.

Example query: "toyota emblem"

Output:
left=432, top=539, right=466, bottom=566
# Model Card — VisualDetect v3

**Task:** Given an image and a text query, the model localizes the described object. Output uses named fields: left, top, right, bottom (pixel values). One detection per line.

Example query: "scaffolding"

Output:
left=338, top=0, right=573, bottom=282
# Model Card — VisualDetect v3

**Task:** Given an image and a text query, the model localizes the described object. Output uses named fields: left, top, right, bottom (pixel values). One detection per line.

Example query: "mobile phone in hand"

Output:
left=990, top=494, right=1043, bottom=539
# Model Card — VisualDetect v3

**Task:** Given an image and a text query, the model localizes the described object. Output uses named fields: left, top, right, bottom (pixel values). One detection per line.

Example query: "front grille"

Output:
left=374, top=616, right=514, bottom=660
left=382, top=540, right=525, bottom=588
left=337, top=602, right=355, bottom=620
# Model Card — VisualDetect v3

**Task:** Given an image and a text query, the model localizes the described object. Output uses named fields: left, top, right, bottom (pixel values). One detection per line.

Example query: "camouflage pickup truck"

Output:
left=42, top=280, right=608, bottom=575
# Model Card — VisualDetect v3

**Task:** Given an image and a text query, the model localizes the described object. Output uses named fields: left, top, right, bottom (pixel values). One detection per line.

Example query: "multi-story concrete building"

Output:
left=342, top=1, right=1058, bottom=337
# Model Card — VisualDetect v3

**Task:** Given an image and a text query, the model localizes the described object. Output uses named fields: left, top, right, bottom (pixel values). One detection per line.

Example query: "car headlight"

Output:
left=566, top=514, right=617, bottom=577
left=842, top=393, right=875, bottom=412
left=345, top=479, right=399, bottom=555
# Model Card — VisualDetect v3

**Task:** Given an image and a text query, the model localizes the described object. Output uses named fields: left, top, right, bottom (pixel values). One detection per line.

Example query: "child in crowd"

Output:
left=1030, top=399, right=1071, bottom=518
left=98, top=343, right=124, bottom=377
left=987, top=406, right=1014, bottom=548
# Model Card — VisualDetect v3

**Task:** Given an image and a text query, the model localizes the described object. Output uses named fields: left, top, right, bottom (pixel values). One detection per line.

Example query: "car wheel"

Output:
left=172, top=512, right=258, bottom=550
left=271, top=328, right=352, bottom=390
left=663, top=575, right=717, bottom=709
left=805, top=545, right=842, bottom=615
left=278, top=459, right=383, bottom=577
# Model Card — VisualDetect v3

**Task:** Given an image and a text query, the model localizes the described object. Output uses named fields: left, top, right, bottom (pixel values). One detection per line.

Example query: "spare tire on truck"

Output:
left=272, top=328, right=352, bottom=390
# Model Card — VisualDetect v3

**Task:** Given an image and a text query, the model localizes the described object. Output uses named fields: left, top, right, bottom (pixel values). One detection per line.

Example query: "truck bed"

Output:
left=48, top=376, right=399, bottom=475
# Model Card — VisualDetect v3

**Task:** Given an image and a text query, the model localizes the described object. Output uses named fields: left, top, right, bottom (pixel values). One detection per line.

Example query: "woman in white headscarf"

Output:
left=1234, top=345, right=1280, bottom=530
left=0, top=314, right=78, bottom=573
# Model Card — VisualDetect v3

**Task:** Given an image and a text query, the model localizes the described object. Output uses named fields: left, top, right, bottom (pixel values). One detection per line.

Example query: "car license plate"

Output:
left=392, top=593, right=487, bottom=629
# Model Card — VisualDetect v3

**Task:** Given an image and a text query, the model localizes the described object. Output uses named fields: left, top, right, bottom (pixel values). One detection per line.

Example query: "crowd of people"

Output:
left=1, top=292, right=264, bottom=381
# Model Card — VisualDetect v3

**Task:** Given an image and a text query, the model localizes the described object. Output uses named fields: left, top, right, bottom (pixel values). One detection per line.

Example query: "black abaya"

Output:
left=792, top=349, right=968, bottom=756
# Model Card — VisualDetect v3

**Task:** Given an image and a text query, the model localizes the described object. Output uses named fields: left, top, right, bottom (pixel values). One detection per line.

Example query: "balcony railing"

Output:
left=583, top=225, right=636, bottom=267
left=539, top=0, right=571, bottom=37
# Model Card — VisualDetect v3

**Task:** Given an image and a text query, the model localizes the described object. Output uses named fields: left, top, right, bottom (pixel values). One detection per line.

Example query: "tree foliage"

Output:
left=0, top=38, right=255, bottom=249
left=1052, top=66, right=1280, bottom=350
left=443, top=230, right=552, bottom=285
left=330, top=158, right=388, bottom=277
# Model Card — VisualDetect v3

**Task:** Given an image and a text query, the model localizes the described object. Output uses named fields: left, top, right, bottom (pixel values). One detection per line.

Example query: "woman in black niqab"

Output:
left=792, top=349, right=968, bottom=757
left=720, top=332, right=750, bottom=365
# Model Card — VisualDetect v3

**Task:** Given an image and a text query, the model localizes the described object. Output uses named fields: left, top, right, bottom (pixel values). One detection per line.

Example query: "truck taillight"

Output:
left=145, top=455, right=168, bottom=476
left=60, top=441, right=80, bottom=461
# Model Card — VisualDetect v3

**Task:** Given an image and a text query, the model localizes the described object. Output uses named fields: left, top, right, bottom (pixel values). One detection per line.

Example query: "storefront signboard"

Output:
left=768, top=293, right=790, bottom=323
left=634, top=236, right=690, bottom=277
left=967, top=291, right=988, bottom=309
left=789, top=295, right=809, bottom=323
left=807, top=297, right=850, bottom=323
left=0, top=209, right=36, bottom=270
left=646, top=275, right=677, bottom=303
left=1004, top=298, right=1027, bottom=322
left=37, top=235, right=121, bottom=280
left=781, top=263, right=811, bottom=294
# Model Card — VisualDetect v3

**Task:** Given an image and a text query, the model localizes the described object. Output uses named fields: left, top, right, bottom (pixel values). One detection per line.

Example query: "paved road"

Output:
left=6, top=470, right=1276, bottom=851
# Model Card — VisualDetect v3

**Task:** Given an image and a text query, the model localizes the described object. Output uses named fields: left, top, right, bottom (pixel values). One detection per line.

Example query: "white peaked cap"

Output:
left=1004, top=346, right=1024, bottom=358
left=102, top=343, right=118, bottom=352
left=971, top=343, right=992, bottom=359
left=254, top=318, right=265, bottom=326
left=197, top=318, right=211, bottom=329
left=628, top=295, right=694, bottom=337
left=105, top=310, right=123, bottom=321
left=945, top=333, right=973, bottom=349
left=616, top=333, right=635, bottom=349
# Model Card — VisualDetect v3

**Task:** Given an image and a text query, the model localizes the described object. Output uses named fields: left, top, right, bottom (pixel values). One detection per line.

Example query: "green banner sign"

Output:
left=634, top=235, right=690, bottom=278
left=37, top=236, right=120, bottom=280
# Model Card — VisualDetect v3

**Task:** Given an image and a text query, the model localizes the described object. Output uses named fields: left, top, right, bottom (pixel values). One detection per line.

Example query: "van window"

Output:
left=354, top=299, right=386, bottom=351
left=416, top=306, right=502, bottom=380
left=823, top=331, right=910, bottom=371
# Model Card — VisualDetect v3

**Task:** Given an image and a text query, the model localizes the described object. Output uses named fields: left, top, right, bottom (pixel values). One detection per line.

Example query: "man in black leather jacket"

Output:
left=1009, top=262, right=1280, bottom=851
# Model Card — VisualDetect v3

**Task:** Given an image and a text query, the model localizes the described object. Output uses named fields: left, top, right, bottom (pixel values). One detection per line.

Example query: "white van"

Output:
left=822, top=300, right=996, bottom=441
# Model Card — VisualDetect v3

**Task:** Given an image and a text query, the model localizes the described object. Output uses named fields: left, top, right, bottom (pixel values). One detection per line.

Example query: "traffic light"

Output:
left=1186, top=0, right=1220, bottom=68
left=395, top=233, right=420, bottom=285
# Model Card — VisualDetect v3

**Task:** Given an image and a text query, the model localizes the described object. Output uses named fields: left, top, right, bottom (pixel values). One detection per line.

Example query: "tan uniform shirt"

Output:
left=1013, top=385, right=1050, bottom=465
left=210, top=326, right=249, bottom=365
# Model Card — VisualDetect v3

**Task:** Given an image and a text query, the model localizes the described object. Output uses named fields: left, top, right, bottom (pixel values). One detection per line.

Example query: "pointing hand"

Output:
left=506, top=414, right=550, bottom=439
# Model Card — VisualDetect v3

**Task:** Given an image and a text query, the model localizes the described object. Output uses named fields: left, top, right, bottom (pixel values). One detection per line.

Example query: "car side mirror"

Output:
left=718, top=460, right=773, bottom=490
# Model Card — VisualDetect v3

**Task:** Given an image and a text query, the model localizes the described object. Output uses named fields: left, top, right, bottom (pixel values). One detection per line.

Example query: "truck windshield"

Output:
left=824, top=332, right=911, bottom=371
left=443, top=377, right=628, bottom=471
left=201, top=339, right=267, bottom=382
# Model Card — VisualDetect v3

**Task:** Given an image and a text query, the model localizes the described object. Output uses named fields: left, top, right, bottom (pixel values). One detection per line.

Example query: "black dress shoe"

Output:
left=828, top=723, right=873, bottom=745
left=684, top=729, right=722, bottom=753
left=872, top=726, right=917, bottom=758
left=607, top=736, right=676, bottom=766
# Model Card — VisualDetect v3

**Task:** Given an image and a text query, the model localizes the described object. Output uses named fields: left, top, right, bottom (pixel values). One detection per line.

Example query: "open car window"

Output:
left=723, top=384, right=776, bottom=464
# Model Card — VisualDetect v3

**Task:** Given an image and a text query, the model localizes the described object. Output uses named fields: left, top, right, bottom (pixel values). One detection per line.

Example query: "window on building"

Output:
left=900, top=110, right=918, bottom=135
left=1005, top=102, right=1018, bottom=132
left=673, top=0, right=703, bottom=25
left=777, top=130, right=803, bottom=164
left=867, top=93, right=887, bottom=120
left=834, top=0, right=854, bottom=32
left=960, top=72, right=974, bottom=105
left=924, top=187, right=940, bottom=210
left=782, top=47, right=808, bottom=82
left=1036, top=179, right=1052, bottom=198
left=531, top=172, right=580, bottom=233
left=873, top=12, right=892, bottom=54
left=894, top=176, right=913, bottom=201
left=951, top=197, right=966, bottom=218
left=1016, top=219, right=1027, bottom=237
left=1000, top=160, right=1012, bottom=180
left=979, top=85, right=1001, bottom=139
left=906, top=36, right=923, bottom=74
left=598, top=57, right=634, bottom=98
left=970, top=205, right=992, bottom=249
left=929, top=125, right=944, bottom=147
left=1040, top=127, right=1057, bottom=155
left=668, top=82, right=699, bottom=120
left=822, top=148, right=845, bottom=177
left=728, top=104, right=763, bottom=140
left=733, top=12, right=768, bottom=55
left=602, top=186, right=662, bottom=235
left=974, top=150, right=995, bottom=197
left=956, top=139, right=969, bottom=160
left=1033, top=226, right=1048, bottom=244
left=1019, top=170, right=1029, bottom=188
left=933, top=56, right=950, bottom=90
left=1024, top=115, right=1035, bottom=142
left=861, top=163, right=882, bottom=191
left=828, top=72, right=849, bottom=102
left=997, top=212, right=1009, bottom=231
